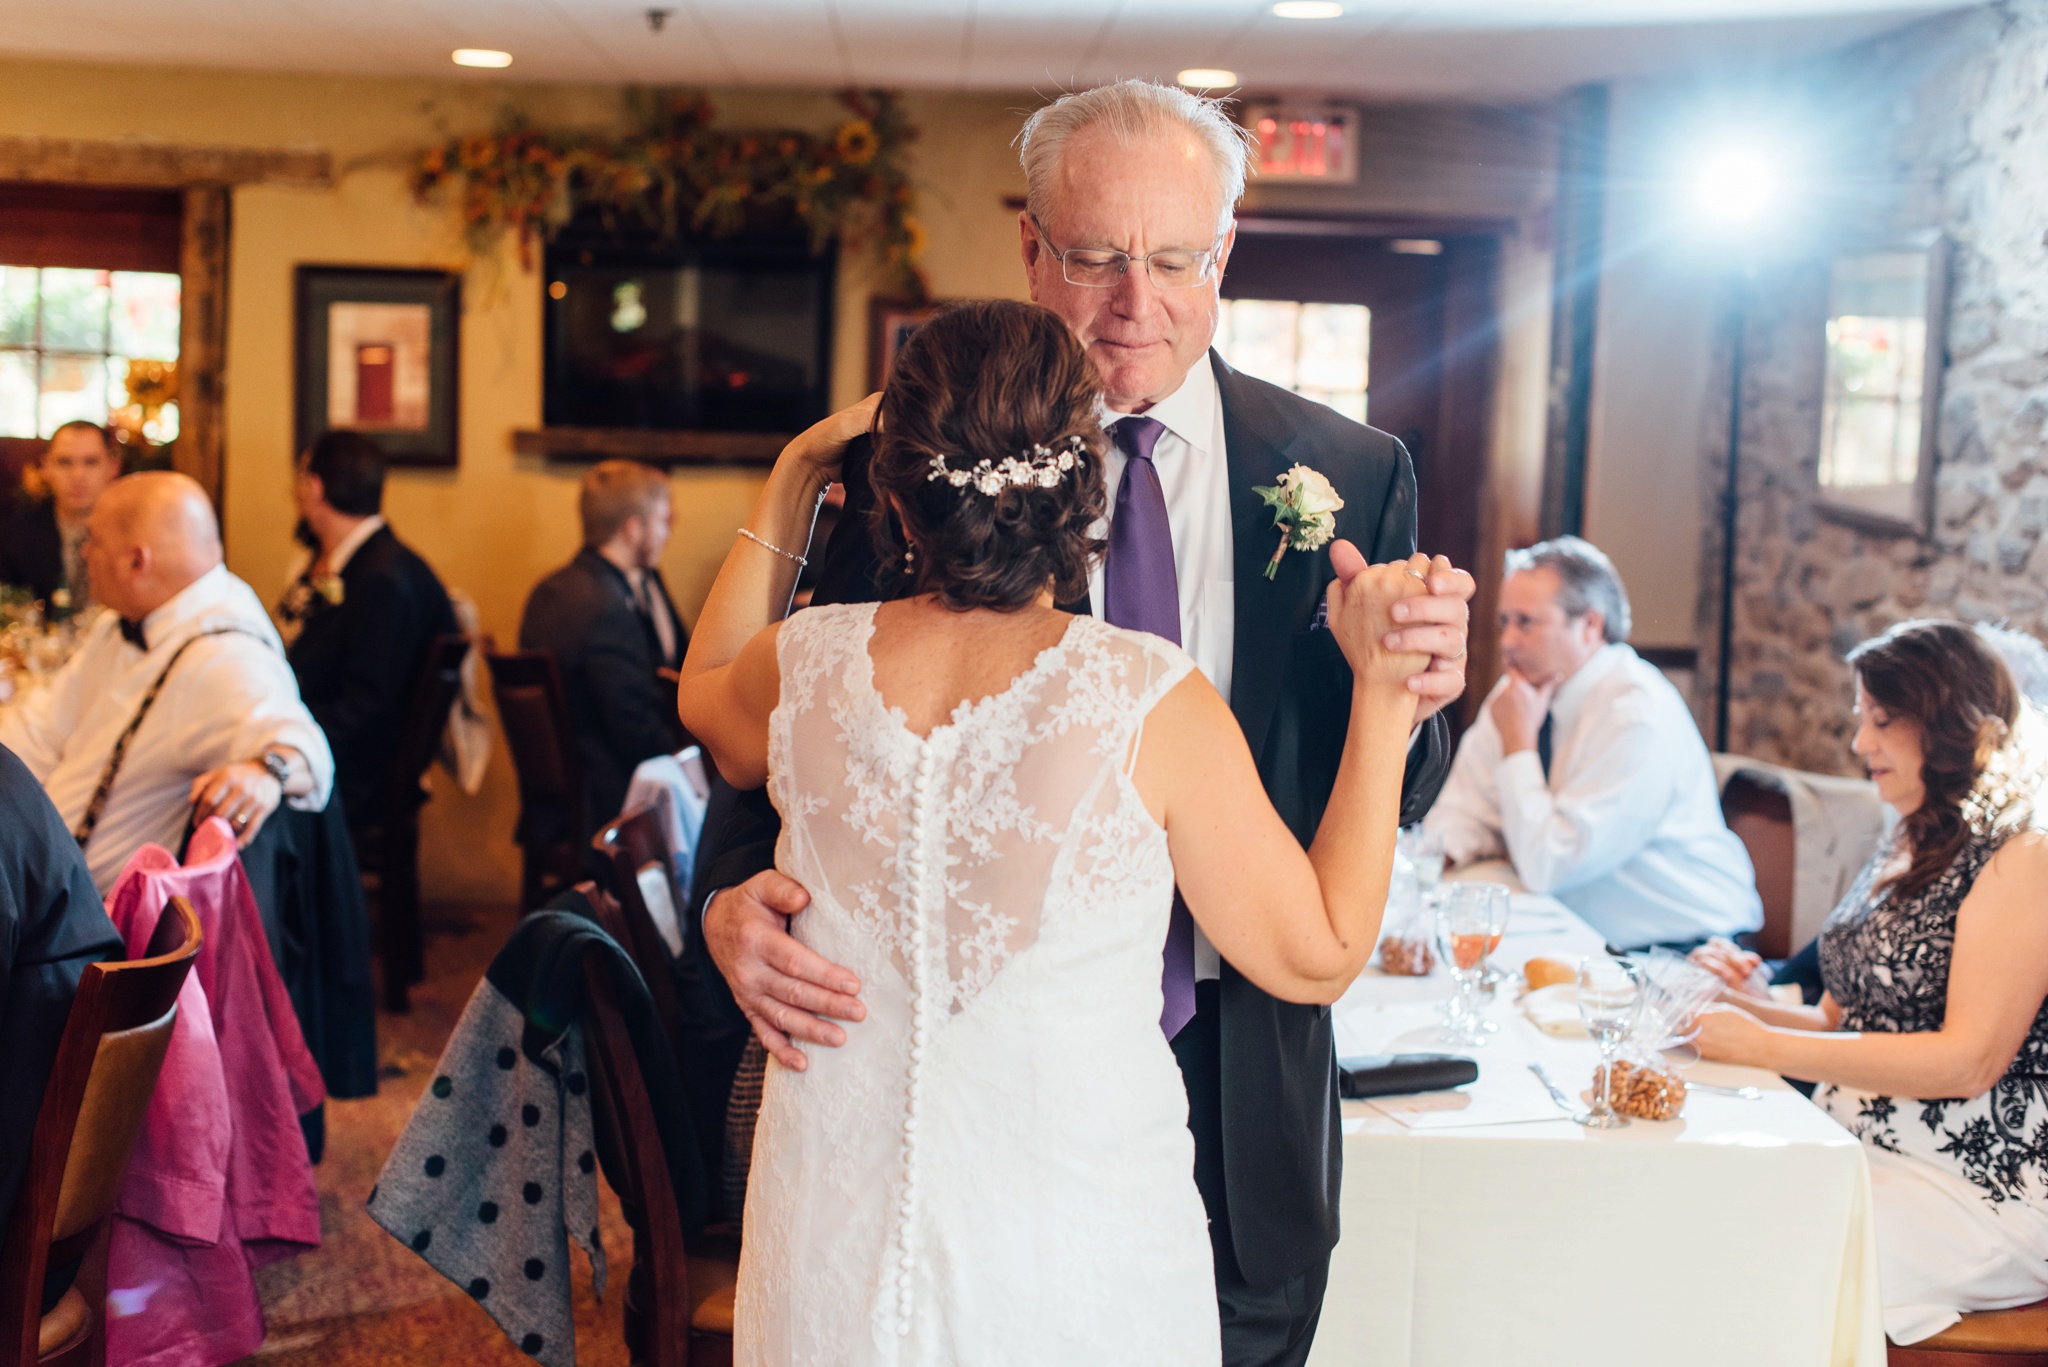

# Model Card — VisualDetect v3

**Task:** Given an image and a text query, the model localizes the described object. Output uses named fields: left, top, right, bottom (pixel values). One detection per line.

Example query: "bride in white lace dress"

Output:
left=678, top=301, right=1430, bottom=1366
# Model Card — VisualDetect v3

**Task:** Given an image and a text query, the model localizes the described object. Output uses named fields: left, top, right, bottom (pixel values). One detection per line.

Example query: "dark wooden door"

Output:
left=1220, top=228, right=1498, bottom=592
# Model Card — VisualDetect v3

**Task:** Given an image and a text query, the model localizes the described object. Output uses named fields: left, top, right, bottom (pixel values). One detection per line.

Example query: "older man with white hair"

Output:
left=696, top=80, right=1477, bottom=1366
left=0, top=472, right=333, bottom=891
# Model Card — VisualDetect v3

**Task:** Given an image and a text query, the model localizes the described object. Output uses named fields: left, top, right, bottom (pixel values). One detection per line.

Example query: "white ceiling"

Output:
left=0, top=0, right=1967, bottom=101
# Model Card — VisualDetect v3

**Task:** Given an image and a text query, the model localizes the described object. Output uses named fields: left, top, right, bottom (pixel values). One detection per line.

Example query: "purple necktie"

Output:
left=1104, top=416, right=1197, bottom=1041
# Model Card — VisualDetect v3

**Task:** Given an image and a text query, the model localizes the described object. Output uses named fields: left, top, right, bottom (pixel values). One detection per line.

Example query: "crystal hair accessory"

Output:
left=926, top=434, right=1087, bottom=496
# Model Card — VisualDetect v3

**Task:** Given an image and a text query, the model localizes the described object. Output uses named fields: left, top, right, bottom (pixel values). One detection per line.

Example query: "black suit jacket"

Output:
left=0, top=500, right=65, bottom=605
left=694, top=352, right=1453, bottom=1285
left=287, top=524, right=457, bottom=832
left=518, top=548, right=687, bottom=847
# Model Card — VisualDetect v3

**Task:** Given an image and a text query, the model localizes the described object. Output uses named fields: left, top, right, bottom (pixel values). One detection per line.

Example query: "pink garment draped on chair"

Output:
left=101, top=817, right=326, bottom=1367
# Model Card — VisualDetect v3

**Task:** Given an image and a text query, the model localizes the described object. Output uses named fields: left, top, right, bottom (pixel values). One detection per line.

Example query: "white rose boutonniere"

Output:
left=1253, top=464, right=1345, bottom=579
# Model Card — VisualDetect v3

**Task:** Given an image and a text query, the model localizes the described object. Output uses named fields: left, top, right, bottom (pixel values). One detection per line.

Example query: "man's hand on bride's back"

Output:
left=1326, top=547, right=1435, bottom=690
left=704, top=870, right=867, bottom=1071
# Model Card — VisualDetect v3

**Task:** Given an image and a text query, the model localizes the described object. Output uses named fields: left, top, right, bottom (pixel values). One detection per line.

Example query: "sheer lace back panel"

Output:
left=741, top=602, right=1218, bottom=1367
left=768, top=602, right=1193, bottom=1018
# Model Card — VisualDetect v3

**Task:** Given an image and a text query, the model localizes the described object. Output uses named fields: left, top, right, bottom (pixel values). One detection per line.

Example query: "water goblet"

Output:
left=1576, top=955, right=1643, bottom=1130
left=1398, top=825, right=1446, bottom=896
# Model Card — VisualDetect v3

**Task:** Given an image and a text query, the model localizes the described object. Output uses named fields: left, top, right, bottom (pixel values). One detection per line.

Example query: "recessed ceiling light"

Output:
left=452, top=48, right=513, bottom=68
left=1177, top=68, right=1238, bottom=89
left=1273, top=1, right=1344, bottom=17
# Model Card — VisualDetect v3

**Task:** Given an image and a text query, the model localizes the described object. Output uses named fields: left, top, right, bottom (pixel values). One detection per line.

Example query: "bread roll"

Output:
left=1522, top=955, right=1575, bottom=991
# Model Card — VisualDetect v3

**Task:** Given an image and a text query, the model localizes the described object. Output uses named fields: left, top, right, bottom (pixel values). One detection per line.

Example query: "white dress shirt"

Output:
left=0, top=563, right=336, bottom=893
left=1093, top=358, right=1236, bottom=979
left=326, top=513, right=386, bottom=574
left=1424, top=643, right=1762, bottom=948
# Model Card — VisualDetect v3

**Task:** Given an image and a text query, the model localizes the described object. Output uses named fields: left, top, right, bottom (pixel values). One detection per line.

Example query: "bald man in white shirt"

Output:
left=0, top=473, right=333, bottom=892
left=1425, top=535, right=1761, bottom=950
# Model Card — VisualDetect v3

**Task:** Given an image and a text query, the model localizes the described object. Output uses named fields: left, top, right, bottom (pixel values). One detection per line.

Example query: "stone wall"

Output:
left=1697, top=0, right=2048, bottom=774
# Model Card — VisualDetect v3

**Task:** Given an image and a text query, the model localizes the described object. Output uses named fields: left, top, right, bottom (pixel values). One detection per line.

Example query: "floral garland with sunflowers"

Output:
left=413, top=89, right=924, bottom=288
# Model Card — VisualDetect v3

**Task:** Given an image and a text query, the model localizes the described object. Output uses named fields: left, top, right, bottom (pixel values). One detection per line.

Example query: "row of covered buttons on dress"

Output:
left=895, top=741, right=940, bottom=1336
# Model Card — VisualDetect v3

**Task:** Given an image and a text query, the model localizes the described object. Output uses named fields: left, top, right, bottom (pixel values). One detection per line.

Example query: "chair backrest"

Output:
left=0, top=897, right=203, bottom=1363
left=576, top=886, right=695, bottom=1367
left=1722, top=773, right=1797, bottom=959
left=486, top=649, right=583, bottom=821
left=592, top=809, right=689, bottom=1066
left=385, top=633, right=471, bottom=813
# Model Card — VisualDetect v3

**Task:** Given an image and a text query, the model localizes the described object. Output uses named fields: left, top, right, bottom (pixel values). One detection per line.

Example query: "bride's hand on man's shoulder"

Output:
left=780, top=392, right=882, bottom=485
left=1325, top=545, right=1434, bottom=686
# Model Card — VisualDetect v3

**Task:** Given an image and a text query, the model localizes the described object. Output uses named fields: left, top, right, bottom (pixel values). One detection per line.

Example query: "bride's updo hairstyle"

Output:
left=1847, top=618, right=2046, bottom=899
left=870, top=299, right=1108, bottom=611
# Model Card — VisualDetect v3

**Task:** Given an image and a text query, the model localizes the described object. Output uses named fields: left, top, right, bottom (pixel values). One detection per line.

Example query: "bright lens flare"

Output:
left=452, top=48, right=513, bottom=68
left=1177, top=68, right=1238, bottom=89
left=1273, top=1, right=1345, bottom=16
left=1693, top=149, right=1776, bottom=225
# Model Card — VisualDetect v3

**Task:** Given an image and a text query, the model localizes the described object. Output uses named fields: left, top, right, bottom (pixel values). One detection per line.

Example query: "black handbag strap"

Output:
left=73, top=625, right=254, bottom=848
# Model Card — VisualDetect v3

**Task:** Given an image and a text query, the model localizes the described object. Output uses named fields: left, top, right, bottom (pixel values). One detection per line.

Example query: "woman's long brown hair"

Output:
left=1848, top=620, right=2039, bottom=899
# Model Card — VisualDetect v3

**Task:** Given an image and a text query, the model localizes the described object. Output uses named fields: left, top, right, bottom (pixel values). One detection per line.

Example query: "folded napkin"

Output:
left=1522, top=983, right=1589, bottom=1038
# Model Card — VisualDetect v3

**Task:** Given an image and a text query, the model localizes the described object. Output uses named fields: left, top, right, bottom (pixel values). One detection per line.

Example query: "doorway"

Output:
left=1218, top=223, right=1501, bottom=601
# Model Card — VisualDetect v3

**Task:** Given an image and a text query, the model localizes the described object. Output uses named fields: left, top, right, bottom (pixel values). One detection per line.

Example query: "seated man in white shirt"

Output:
left=1424, top=535, right=1760, bottom=950
left=0, top=472, right=334, bottom=892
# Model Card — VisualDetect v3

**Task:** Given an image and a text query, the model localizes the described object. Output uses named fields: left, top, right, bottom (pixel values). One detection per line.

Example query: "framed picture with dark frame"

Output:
left=295, top=266, right=461, bottom=468
left=868, top=297, right=949, bottom=391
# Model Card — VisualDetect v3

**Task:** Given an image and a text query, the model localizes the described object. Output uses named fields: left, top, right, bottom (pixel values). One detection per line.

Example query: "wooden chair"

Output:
left=355, top=632, right=470, bottom=1012
left=591, top=807, right=690, bottom=1066
left=486, top=648, right=587, bottom=911
left=1890, top=1304, right=2048, bottom=1365
left=577, top=886, right=738, bottom=1367
left=0, top=897, right=203, bottom=1367
left=1721, top=771, right=1797, bottom=959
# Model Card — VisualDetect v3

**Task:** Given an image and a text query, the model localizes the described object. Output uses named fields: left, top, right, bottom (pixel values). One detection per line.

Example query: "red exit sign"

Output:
left=1246, top=103, right=1358, bottom=184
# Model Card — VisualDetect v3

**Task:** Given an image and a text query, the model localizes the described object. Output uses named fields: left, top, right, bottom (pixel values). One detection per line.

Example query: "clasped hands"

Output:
left=708, top=541, right=1478, bottom=1071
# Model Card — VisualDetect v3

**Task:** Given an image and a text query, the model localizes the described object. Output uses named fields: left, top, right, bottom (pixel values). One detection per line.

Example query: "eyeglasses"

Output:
left=1030, top=214, right=1223, bottom=290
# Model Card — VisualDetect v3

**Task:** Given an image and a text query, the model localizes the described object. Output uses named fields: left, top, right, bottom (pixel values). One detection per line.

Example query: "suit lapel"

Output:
left=1216, top=351, right=1323, bottom=764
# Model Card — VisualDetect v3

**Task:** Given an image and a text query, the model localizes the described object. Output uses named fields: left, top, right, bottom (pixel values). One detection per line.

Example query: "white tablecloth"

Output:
left=1309, top=893, right=1885, bottom=1367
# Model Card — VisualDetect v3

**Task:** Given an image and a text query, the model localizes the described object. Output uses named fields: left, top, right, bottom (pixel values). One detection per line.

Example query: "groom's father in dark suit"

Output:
left=696, top=80, right=1474, bottom=1367
left=518, top=460, right=688, bottom=848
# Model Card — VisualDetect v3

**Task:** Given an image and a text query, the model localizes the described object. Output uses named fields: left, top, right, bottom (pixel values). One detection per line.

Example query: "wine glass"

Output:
left=1576, top=955, right=1643, bottom=1130
left=1398, top=826, right=1446, bottom=901
left=1435, top=884, right=1503, bottom=1046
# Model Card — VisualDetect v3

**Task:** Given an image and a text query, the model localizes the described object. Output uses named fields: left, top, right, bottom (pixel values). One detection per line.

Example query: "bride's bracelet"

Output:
left=736, top=527, right=808, bottom=568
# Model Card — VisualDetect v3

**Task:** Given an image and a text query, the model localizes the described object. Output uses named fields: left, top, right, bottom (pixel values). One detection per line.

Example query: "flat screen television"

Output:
left=542, top=227, right=834, bottom=435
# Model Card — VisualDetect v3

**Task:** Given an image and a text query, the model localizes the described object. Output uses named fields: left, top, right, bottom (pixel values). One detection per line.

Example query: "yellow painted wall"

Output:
left=0, top=61, right=1033, bottom=902
left=0, top=59, right=1561, bottom=900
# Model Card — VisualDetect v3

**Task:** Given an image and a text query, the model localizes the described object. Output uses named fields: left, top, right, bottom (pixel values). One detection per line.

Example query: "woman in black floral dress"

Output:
left=1697, top=620, right=2048, bottom=1345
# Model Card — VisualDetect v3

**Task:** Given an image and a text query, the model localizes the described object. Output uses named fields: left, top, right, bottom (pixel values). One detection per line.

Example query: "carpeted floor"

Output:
left=238, top=902, right=634, bottom=1367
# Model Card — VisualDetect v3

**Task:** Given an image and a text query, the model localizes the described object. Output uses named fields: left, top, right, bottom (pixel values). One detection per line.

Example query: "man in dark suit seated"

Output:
left=0, top=421, right=121, bottom=614
left=283, top=430, right=457, bottom=833
left=0, top=742, right=124, bottom=1251
left=518, top=459, right=688, bottom=848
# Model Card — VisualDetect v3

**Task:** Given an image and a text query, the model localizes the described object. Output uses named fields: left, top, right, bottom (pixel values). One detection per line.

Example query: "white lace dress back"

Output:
left=734, top=601, right=1219, bottom=1367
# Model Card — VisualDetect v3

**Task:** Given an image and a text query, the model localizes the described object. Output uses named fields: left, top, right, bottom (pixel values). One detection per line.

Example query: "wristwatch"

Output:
left=260, top=750, right=293, bottom=786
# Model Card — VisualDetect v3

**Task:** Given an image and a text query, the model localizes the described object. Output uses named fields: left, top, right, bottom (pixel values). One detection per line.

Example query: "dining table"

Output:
left=1308, top=885, right=1886, bottom=1367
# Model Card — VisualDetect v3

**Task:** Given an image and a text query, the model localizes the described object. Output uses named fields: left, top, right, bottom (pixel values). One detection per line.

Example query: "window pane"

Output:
left=0, top=350, right=36, bottom=437
left=39, top=269, right=111, bottom=352
left=1295, top=304, right=1369, bottom=392
left=0, top=268, right=36, bottom=347
left=38, top=353, right=113, bottom=436
left=1217, top=299, right=1300, bottom=390
left=111, top=272, right=182, bottom=361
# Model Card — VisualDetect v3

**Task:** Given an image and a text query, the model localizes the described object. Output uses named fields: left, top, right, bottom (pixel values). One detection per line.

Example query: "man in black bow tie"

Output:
left=283, top=430, right=457, bottom=835
left=518, top=460, right=689, bottom=850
